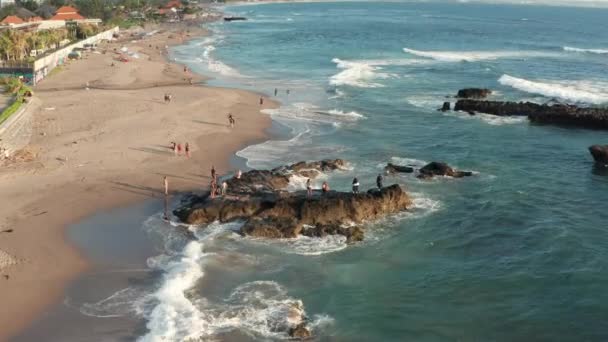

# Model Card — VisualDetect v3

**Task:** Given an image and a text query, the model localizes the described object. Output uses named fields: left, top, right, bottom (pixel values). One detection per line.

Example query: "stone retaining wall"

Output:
left=0, top=98, right=38, bottom=157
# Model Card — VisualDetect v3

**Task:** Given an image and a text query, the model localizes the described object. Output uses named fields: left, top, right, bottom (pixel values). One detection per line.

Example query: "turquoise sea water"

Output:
left=39, top=2, right=608, bottom=341
left=170, top=2, right=608, bottom=340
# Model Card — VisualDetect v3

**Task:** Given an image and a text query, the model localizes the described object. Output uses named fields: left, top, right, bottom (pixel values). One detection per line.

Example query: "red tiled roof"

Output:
left=29, top=16, right=43, bottom=22
left=164, top=0, right=183, bottom=9
left=51, top=12, right=86, bottom=20
left=56, top=6, right=79, bottom=14
left=1, top=15, right=25, bottom=24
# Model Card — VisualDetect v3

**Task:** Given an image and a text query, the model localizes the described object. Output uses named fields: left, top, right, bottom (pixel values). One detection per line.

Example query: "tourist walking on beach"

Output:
left=164, top=93, right=172, bottom=104
left=322, top=181, right=329, bottom=194
left=177, top=143, right=182, bottom=156
left=352, top=177, right=360, bottom=194
left=306, top=178, right=312, bottom=197
left=164, top=176, right=169, bottom=195
left=228, top=113, right=235, bottom=128
left=211, top=165, right=216, bottom=180
left=173, top=142, right=178, bottom=156
left=376, top=174, right=383, bottom=189
left=259, top=97, right=264, bottom=105
left=185, top=142, right=190, bottom=158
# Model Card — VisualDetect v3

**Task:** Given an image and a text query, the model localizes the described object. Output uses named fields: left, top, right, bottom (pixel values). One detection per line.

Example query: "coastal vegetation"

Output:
left=0, top=28, right=70, bottom=62
left=0, top=77, right=32, bottom=124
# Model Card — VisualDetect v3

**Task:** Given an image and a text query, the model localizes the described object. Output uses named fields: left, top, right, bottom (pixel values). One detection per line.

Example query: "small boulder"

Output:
left=439, top=101, right=450, bottom=112
left=289, top=323, right=311, bottom=339
left=457, top=88, right=492, bottom=99
left=589, top=145, right=608, bottom=165
left=385, top=163, right=414, bottom=174
left=418, top=162, right=473, bottom=179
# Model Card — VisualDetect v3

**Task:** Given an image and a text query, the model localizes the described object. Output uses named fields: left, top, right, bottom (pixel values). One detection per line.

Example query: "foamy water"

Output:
left=498, top=74, right=608, bottom=104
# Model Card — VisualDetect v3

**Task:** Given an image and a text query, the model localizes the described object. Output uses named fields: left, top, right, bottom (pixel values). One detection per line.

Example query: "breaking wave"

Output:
left=563, top=46, right=608, bottom=54
left=202, top=45, right=244, bottom=78
left=330, top=58, right=395, bottom=88
left=498, top=74, right=608, bottom=105
left=403, top=48, right=557, bottom=62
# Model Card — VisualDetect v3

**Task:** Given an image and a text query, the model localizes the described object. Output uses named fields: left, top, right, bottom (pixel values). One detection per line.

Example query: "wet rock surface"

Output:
left=174, top=160, right=412, bottom=242
left=589, top=145, right=608, bottom=165
left=457, top=88, right=492, bottom=99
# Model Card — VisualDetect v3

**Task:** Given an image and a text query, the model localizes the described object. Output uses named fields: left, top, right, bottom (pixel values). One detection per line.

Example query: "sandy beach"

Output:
left=0, top=22, right=275, bottom=340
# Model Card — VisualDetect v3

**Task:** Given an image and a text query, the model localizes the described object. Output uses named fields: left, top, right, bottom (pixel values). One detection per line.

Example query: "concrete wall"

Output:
left=33, top=26, right=119, bottom=85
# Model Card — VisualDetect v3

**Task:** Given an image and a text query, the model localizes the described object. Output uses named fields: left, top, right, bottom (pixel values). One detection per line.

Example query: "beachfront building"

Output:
left=0, top=0, right=15, bottom=8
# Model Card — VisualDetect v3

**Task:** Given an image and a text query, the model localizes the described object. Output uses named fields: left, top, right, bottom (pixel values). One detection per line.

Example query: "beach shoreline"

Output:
left=0, top=20, right=277, bottom=341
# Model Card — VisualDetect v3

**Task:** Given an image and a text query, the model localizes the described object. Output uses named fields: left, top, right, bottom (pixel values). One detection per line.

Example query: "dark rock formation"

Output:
left=418, top=162, right=473, bottom=179
left=454, top=99, right=608, bottom=130
left=589, top=145, right=608, bottom=165
left=174, top=160, right=412, bottom=242
left=440, top=101, right=451, bottom=112
left=385, top=163, right=414, bottom=174
left=302, top=224, right=364, bottom=243
left=457, top=88, right=492, bottom=99
left=224, top=17, right=247, bottom=21
left=289, top=323, right=311, bottom=339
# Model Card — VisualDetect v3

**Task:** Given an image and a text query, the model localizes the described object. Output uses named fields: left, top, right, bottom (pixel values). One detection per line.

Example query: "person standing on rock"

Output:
left=221, top=181, right=228, bottom=196
left=236, top=169, right=242, bottom=179
left=376, top=174, right=383, bottom=189
left=322, top=181, right=329, bottom=194
left=306, top=178, right=312, bottom=197
left=352, top=177, right=360, bottom=194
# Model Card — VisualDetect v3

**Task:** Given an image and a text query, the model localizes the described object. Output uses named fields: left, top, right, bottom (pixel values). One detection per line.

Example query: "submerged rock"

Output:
left=385, top=163, right=414, bottom=174
left=457, top=88, right=492, bottom=99
left=589, top=145, right=608, bottom=165
left=418, top=162, right=473, bottom=179
left=174, top=160, right=412, bottom=242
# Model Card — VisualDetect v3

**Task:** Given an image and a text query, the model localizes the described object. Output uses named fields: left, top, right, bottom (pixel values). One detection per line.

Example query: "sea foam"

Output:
left=563, top=46, right=608, bottom=54
left=330, top=58, right=394, bottom=88
left=498, top=74, right=608, bottom=105
left=403, top=48, right=556, bottom=62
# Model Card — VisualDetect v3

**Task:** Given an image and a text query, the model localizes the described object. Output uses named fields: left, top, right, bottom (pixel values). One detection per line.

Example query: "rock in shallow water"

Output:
left=385, top=163, right=414, bottom=174
left=589, top=145, right=608, bottom=165
left=173, top=160, right=412, bottom=242
left=457, top=88, right=492, bottom=99
left=418, top=162, right=473, bottom=179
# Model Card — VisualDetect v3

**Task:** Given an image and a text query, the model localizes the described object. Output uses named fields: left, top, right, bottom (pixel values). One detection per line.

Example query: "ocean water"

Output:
left=62, top=2, right=608, bottom=341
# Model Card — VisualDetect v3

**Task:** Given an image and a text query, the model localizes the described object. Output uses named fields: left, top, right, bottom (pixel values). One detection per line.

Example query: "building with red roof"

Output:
left=29, top=16, right=43, bottom=22
left=50, top=6, right=86, bottom=21
left=1, top=15, right=24, bottom=25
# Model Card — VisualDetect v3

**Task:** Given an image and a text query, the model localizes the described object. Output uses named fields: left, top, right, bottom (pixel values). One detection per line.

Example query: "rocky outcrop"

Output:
left=174, top=160, right=412, bottom=242
left=589, top=145, right=608, bottom=165
left=418, top=162, right=473, bottom=179
left=225, top=159, right=346, bottom=195
left=440, top=101, right=451, bottom=112
left=385, top=163, right=414, bottom=174
left=457, top=88, right=492, bottom=99
left=289, top=323, right=311, bottom=339
left=454, top=99, right=608, bottom=130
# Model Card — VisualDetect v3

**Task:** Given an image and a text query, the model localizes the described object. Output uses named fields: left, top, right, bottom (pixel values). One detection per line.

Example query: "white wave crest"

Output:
left=498, top=74, right=608, bottom=105
left=563, top=46, right=608, bottom=54
left=403, top=48, right=556, bottom=62
left=249, top=234, right=348, bottom=256
left=330, top=58, right=394, bottom=88
left=326, top=109, right=366, bottom=120
left=139, top=241, right=208, bottom=342
left=446, top=109, right=529, bottom=126
left=202, top=45, right=243, bottom=77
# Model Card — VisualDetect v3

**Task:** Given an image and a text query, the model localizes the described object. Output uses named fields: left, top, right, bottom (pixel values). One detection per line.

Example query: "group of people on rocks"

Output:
left=305, top=173, right=384, bottom=197
left=170, top=142, right=190, bottom=158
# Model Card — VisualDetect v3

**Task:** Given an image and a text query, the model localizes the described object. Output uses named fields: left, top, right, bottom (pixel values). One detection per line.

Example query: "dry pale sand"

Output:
left=0, top=24, right=276, bottom=340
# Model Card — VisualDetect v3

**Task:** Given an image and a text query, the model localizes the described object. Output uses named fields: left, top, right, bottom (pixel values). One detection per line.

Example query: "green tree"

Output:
left=0, top=4, right=17, bottom=19
left=17, top=0, right=40, bottom=11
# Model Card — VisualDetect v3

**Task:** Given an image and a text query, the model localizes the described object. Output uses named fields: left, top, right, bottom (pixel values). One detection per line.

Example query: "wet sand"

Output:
left=0, top=22, right=276, bottom=340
